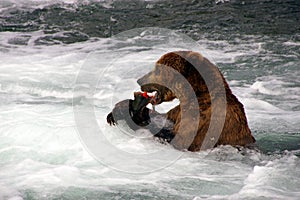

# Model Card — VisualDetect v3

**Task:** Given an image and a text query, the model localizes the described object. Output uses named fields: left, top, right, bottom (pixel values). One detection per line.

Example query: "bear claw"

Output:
left=107, top=112, right=116, bottom=126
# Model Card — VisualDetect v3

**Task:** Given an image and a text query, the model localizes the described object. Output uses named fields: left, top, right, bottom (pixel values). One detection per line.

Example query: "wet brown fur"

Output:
left=137, top=51, right=255, bottom=151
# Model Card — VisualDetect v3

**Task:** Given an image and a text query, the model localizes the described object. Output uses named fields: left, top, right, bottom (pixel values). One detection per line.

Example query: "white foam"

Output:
left=0, top=27, right=299, bottom=199
left=197, top=36, right=263, bottom=64
left=238, top=154, right=300, bottom=199
left=0, top=0, right=113, bottom=11
left=251, top=79, right=286, bottom=96
left=284, top=41, right=300, bottom=46
left=242, top=98, right=283, bottom=112
left=0, top=184, right=22, bottom=200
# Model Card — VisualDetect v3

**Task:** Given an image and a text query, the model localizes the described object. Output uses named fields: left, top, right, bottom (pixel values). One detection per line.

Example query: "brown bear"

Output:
left=107, top=51, right=255, bottom=151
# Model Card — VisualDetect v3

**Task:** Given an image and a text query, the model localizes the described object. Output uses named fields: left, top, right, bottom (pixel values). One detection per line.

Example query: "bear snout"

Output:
left=137, top=72, right=151, bottom=86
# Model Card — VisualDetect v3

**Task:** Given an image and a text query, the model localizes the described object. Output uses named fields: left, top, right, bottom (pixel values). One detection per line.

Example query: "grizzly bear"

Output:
left=107, top=51, right=255, bottom=151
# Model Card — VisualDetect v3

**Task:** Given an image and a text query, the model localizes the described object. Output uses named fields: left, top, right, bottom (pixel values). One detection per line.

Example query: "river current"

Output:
left=0, top=0, right=299, bottom=199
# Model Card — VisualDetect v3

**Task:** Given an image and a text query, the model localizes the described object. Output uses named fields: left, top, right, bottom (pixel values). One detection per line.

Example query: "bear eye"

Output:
left=155, top=68, right=161, bottom=75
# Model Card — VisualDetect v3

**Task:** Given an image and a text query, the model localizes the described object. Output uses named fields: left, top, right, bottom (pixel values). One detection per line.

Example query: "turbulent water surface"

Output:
left=0, top=0, right=300, bottom=199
